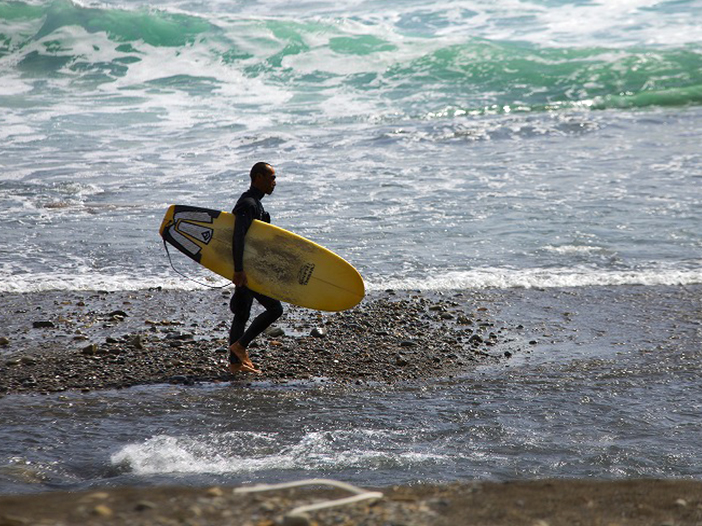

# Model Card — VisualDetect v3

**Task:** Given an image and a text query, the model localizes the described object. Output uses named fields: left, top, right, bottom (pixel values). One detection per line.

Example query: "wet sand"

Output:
left=1, top=479, right=701, bottom=525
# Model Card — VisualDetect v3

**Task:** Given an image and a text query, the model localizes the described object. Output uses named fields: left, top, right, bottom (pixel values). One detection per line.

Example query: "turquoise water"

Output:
left=1, top=0, right=702, bottom=496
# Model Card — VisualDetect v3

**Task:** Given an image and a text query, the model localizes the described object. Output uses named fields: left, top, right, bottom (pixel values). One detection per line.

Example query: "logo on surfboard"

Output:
left=298, top=262, right=315, bottom=285
left=163, top=209, right=216, bottom=259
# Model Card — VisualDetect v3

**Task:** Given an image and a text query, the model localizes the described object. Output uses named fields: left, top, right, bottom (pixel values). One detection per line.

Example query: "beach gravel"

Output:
left=0, top=289, right=518, bottom=395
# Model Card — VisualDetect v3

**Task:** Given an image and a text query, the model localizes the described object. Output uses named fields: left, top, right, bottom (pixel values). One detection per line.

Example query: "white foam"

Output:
left=2, top=264, right=701, bottom=294
left=111, top=429, right=446, bottom=475
left=0, top=271, right=215, bottom=293
left=542, top=245, right=608, bottom=255
left=368, top=266, right=702, bottom=291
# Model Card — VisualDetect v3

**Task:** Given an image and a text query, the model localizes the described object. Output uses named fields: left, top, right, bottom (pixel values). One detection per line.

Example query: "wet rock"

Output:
left=129, top=335, right=144, bottom=349
left=265, top=327, right=285, bottom=338
left=81, top=344, right=99, bottom=355
left=310, top=327, right=326, bottom=338
left=20, top=356, right=36, bottom=366
left=169, top=375, right=193, bottom=385
left=20, top=375, right=36, bottom=387
left=283, top=514, right=311, bottom=526
left=395, top=355, right=410, bottom=367
left=32, top=321, right=55, bottom=329
left=166, top=331, right=193, bottom=341
left=400, top=340, right=417, bottom=347
left=92, top=505, right=113, bottom=518
left=468, top=334, right=483, bottom=345
left=205, top=487, right=224, bottom=498
left=108, top=310, right=128, bottom=318
left=0, top=337, right=9, bottom=346
left=134, top=501, right=157, bottom=512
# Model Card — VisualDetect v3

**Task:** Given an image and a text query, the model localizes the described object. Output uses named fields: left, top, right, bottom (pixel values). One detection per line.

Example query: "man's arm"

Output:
left=232, top=199, right=256, bottom=286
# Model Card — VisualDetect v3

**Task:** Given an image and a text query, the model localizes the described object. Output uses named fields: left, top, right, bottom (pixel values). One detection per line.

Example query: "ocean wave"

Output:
left=2, top=265, right=701, bottom=294
left=2, top=0, right=701, bottom=116
left=111, top=429, right=446, bottom=475
left=0, top=271, right=212, bottom=293
left=368, top=266, right=702, bottom=291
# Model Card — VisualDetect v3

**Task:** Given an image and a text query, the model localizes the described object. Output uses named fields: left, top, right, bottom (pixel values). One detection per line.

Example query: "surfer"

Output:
left=228, top=162, right=284, bottom=374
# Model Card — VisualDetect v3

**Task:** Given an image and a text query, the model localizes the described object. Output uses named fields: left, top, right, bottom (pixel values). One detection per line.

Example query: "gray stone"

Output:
left=81, top=343, right=99, bottom=355
left=265, top=327, right=285, bottom=337
left=134, top=500, right=157, bottom=512
left=310, top=327, right=326, bottom=338
left=283, top=514, right=311, bottom=526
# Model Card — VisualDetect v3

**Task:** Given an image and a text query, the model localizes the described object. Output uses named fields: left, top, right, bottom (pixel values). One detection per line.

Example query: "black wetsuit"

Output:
left=228, top=187, right=283, bottom=363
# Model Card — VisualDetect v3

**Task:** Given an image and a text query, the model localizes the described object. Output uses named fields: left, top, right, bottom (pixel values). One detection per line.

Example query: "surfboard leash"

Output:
left=162, top=238, right=232, bottom=290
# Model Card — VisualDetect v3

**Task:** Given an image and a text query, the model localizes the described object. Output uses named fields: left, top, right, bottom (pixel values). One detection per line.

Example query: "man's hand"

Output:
left=233, top=270, right=248, bottom=288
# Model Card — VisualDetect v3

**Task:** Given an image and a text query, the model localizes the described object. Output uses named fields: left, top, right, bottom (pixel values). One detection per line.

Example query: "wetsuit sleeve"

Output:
left=232, top=199, right=256, bottom=272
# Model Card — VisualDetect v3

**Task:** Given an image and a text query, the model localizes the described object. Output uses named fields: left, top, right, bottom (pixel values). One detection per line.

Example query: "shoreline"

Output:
left=2, top=286, right=702, bottom=524
left=1, top=479, right=701, bottom=525
left=0, top=288, right=519, bottom=395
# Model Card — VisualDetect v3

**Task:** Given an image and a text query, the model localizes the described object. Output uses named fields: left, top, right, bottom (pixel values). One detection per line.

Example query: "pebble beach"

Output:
left=2, top=287, right=702, bottom=525
left=0, top=289, right=512, bottom=395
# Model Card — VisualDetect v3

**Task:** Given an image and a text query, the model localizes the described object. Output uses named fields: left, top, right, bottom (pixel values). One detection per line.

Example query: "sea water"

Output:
left=1, top=0, right=702, bottom=494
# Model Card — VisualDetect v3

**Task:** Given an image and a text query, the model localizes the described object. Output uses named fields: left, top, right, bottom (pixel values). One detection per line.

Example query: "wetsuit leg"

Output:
left=229, top=286, right=254, bottom=363
left=238, top=291, right=283, bottom=349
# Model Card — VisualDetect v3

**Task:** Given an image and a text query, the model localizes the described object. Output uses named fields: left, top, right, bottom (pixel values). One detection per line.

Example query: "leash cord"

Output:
left=162, top=238, right=231, bottom=290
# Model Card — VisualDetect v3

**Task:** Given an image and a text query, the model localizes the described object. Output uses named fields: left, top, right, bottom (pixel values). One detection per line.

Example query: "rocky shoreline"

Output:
left=1, top=479, right=701, bottom=525
left=3, top=287, right=702, bottom=525
left=0, top=289, right=523, bottom=395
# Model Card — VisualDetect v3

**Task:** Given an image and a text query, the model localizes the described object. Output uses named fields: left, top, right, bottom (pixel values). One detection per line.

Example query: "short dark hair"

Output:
left=250, top=162, right=273, bottom=181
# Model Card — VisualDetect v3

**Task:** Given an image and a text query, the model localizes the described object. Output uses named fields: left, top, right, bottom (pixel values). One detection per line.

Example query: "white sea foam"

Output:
left=2, top=265, right=701, bottom=294
left=368, top=266, right=702, bottom=291
left=0, top=272, right=212, bottom=293
left=542, top=245, right=608, bottom=255
left=111, top=429, right=446, bottom=475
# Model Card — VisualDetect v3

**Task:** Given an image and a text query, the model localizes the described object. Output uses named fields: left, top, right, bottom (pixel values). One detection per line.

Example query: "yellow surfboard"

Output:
left=159, top=204, right=364, bottom=311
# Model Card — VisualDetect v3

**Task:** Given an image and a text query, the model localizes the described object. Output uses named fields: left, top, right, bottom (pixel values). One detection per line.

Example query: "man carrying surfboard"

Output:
left=228, top=162, right=283, bottom=374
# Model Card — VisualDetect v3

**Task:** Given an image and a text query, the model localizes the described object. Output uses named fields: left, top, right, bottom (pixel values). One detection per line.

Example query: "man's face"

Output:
left=256, top=167, right=277, bottom=195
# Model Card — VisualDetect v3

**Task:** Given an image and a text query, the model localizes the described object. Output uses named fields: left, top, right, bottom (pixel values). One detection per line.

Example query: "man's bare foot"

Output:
left=229, top=362, right=262, bottom=374
left=229, top=342, right=254, bottom=367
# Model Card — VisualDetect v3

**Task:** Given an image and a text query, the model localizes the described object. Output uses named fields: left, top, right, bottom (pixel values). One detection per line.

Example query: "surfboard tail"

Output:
left=160, top=205, right=223, bottom=264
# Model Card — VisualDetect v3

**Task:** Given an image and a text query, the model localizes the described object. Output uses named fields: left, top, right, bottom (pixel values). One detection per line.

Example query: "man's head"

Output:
left=250, top=162, right=276, bottom=195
